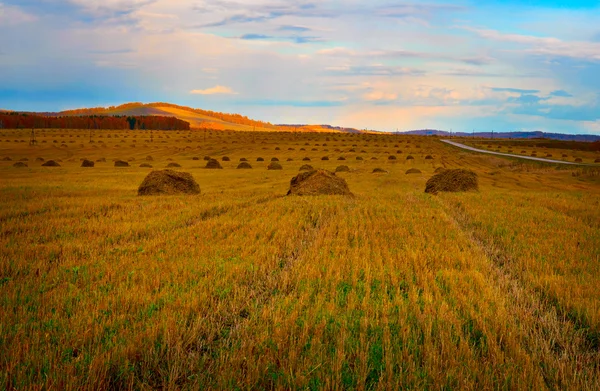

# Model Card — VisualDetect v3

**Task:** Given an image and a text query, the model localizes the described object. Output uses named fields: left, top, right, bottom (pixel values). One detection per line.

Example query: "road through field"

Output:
left=441, top=139, right=592, bottom=165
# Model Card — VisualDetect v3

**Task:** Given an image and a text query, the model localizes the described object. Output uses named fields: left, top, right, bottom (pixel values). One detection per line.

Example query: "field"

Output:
left=1, top=129, right=600, bottom=390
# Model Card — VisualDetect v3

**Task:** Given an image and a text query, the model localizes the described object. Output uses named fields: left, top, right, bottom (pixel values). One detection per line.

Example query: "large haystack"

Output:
left=42, top=160, right=61, bottom=167
left=205, top=159, right=223, bottom=169
left=287, top=169, right=352, bottom=196
left=268, top=162, right=283, bottom=170
left=81, top=159, right=95, bottom=167
left=138, top=170, right=200, bottom=196
left=237, top=162, right=253, bottom=169
left=167, top=162, right=181, bottom=168
left=425, top=169, right=478, bottom=194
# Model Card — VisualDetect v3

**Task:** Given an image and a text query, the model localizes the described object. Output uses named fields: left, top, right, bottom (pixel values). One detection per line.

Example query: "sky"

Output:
left=1, top=1, right=600, bottom=134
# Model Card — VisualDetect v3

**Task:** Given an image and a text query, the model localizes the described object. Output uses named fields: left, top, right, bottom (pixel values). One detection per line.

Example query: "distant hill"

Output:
left=33, top=102, right=357, bottom=133
left=400, top=129, right=600, bottom=142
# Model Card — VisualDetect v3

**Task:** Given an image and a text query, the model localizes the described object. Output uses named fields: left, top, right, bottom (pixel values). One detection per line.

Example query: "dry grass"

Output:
left=0, top=129, right=599, bottom=390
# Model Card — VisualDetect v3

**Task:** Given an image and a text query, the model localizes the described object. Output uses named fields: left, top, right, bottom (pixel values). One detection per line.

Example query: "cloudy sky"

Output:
left=1, top=0, right=599, bottom=133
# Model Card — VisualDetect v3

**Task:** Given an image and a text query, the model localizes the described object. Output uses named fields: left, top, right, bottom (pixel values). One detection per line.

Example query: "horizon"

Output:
left=1, top=1, right=600, bottom=134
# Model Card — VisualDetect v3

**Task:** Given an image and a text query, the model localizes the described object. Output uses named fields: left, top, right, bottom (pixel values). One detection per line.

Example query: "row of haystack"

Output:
left=136, top=168, right=478, bottom=197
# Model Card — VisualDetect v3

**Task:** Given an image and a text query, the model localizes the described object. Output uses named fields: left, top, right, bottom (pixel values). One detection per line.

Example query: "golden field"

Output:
left=1, top=129, right=599, bottom=390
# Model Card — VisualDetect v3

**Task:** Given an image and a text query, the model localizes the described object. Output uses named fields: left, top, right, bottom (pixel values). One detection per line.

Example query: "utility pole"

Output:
left=29, top=128, right=37, bottom=146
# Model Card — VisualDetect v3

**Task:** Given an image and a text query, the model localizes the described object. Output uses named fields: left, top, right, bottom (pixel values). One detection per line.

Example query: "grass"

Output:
left=1, top=129, right=599, bottom=390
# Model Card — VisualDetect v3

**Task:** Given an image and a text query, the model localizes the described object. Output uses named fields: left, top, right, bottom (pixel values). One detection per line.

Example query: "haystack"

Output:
left=222, top=156, right=231, bottom=161
left=335, top=165, right=350, bottom=173
left=138, top=170, right=200, bottom=196
left=425, top=155, right=433, bottom=160
left=287, top=169, right=352, bottom=196
left=268, top=162, right=283, bottom=170
left=42, top=160, right=61, bottom=167
left=406, top=155, right=414, bottom=160
left=338, top=157, right=346, bottom=161
left=388, top=155, right=397, bottom=160
left=240, top=158, right=248, bottom=162
left=1, top=157, right=11, bottom=161
left=356, top=157, right=363, bottom=161
left=205, top=159, right=223, bottom=169
left=237, top=162, right=253, bottom=169
left=575, top=158, right=583, bottom=163
left=287, top=158, right=293, bottom=162
left=257, top=157, right=265, bottom=162
left=321, top=156, right=329, bottom=161
left=303, top=157, right=311, bottom=161
left=140, top=163, right=153, bottom=168
left=81, top=160, right=95, bottom=167
left=13, top=162, right=27, bottom=168
left=300, top=164, right=313, bottom=171
left=271, top=157, right=279, bottom=161
left=114, top=160, right=129, bottom=167
left=406, top=168, right=421, bottom=174
left=192, top=157, right=200, bottom=160
left=167, top=162, right=181, bottom=168
left=425, top=169, right=478, bottom=194
left=372, top=168, right=387, bottom=173
left=36, top=157, right=45, bottom=162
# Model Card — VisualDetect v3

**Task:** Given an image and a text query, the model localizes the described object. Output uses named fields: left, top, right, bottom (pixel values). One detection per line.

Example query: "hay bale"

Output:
left=138, top=170, right=200, bottom=196
left=96, top=158, right=106, bottom=162
left=303, top=157, right=311, bottom=161
left=205, top=159, right=223, bottom=169
left=222, top=156, right=231, bottom=162
left=203, top=156, right=211, bottom=161
left=271, top=157, right=279, bottom=162
left=575, top=158, right=583, bottom=163
left=356, top=156, right=363, bottom=161
left=42, top=160, right=61, bottom=167
left=2, top=157, right=12, bottom=161
left=388, top=155, right=397, bottom=160
left=237, top=162, right=253, bottom=169
left=321, top=156, right=329, bottom=161
left=257, top=157, right=265, bottom=162
left=406, top=155, right=414, bottom=160
left=268, top=162, right=283, bottom=170
left=299, top=164, right=313, bottom=171
left=167, top=162, right=181, bottom=168
left=192, top=157, right=200, bottom=161
left=114, top=160, right=130, bottom=167
left=425, top=155, right=433, bottom=160
left=335, top=165, right=350, bottom=173
left=372, top=168, right=387, bottom=173
left=287, top=158, right=293, bottom=162
left=425, top=169, right=478, bottom=194
left=240, top=158, right=248, bottom=162
left=140, top=163, right=153, bottom=168
left=338, top=157, right=346, bottom=161
left=81, top=159, right=95, bottom=167
left=562, top=154, right=568, bottom=158
left=405, top=168, right=421, bottom=174
left=287, top=169, right=352, bottom=196
left=13, top=162, right=27, bottom=168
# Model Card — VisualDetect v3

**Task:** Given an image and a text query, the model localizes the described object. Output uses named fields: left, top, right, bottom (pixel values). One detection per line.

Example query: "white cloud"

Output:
left=0, top=3, right=37, bottom=25
left=190, top=85, right=238, bottom=95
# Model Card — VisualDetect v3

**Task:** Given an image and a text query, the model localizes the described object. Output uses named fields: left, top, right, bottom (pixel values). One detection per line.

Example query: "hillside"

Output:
left=39, top=103, right=354, bottom=133
left=401, top=129, right=600, bottom=142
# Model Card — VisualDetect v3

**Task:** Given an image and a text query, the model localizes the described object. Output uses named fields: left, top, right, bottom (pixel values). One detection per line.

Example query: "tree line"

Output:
left=0, top=112, right=190, bottom=130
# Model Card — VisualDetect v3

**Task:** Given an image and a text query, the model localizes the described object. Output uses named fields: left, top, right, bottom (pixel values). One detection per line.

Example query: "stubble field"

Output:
left=1, top=129, right=599, bottom=390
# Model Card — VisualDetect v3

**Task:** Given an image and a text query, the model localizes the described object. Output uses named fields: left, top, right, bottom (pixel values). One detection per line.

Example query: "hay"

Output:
left=204, top=156, right=211, bottom=161
left=42, top=160, right=61, bottom=167
left=575, top=158, right=583, bottom=163
left=2, top=157, right=12, bottom=161
left=321, top=156, right=329, bottom=161
left=36, top=157, right=45, bottom=162
left=356, top=157, right=363, bottom=161
left=434, top=167, right=446, bottom=173
left=140, top=163, right=153, bottom=168
left=138, top=170, right=200, bottom=196
left=240, top=158, right=248, bottom=162
left=205, top=159, right=223, bottom=169
left=13, top=162, right=27, bottom=168
left=271, top=157, right=279, bottom=161
left=299, top=164, right=313, bottom=171
left=406, top=155, right=414, bottom=160
left=287, top=169, right=352, bottom=196
left=192, top=157, right=200, bottom=160
left=425, top=155, right=433, bottom=160
left=114, top=160, right=130, bottom=167
left=425, top=169, right=478, bottom=194
left=303, top=157, right=311, bottom=161
left=287, top=158, right=293, bottom=162
left=237, top=162, right=253, bottom=169
left=222, top=156, right=231, bottom=161
left=257, top=157, right=265, bottom=162
left=81, top=160, right=95, bottom=167
left=372, top=168, right=387, bottom=173
left=96, top=158, right=106, bottom=162
left=338, top=157, right=346, bottom=161
left=405, top=168, right=421, bottom=174
left=268, top=162, right=283, bottom=170
left=167, top=162, right=182, bottom=168
left=335, top=165, right=350, bottom=173
left=388, top=155, right=397, bottom=160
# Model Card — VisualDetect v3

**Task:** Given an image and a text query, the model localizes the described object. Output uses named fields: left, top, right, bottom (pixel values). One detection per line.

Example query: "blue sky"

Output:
left=1, top=0, right=599, bottom=134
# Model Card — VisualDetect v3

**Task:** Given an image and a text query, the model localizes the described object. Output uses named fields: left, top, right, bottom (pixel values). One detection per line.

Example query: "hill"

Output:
left=401, top=129, right=600, bottom=142
left=37, top=103, right=356, bottom=133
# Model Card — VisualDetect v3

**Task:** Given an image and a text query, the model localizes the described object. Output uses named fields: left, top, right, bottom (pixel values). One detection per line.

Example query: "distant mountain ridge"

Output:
left=399, top=129, right=600, bottom=142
